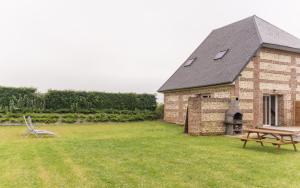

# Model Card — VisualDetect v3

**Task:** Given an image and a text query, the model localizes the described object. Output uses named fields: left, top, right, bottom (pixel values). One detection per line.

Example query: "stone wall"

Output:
left=186, top=96, right=231, bottom=135
left=187, top=97, right=202, bottom=135
left=164, top=85, right=234, bottom=124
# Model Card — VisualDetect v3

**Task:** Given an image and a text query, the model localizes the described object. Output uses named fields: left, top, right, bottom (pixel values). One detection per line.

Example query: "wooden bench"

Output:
left=241, top=128, right=299, bottom=151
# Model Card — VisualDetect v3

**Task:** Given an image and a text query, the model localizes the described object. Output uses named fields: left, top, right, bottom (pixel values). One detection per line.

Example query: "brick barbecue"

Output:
left=224, top=98, right=243, bottom=135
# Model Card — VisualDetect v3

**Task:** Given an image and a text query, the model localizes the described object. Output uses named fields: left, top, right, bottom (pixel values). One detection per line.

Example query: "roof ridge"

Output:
left=252, top=16, right=263, bottom=44
left=253, top=15, right=300, bottom=41
left=213, top=15, right=254, bottom=31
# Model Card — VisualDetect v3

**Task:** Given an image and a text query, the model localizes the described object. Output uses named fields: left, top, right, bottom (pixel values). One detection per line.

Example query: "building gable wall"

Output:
left=237, top=47, right=300, bottom=127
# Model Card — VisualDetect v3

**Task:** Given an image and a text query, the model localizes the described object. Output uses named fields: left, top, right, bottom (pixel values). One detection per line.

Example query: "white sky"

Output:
left=1, top=0, right=300, bottom=102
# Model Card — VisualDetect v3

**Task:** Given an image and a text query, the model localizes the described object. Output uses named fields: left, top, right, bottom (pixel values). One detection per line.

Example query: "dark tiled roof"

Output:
left=158, top=16, right=300, bottom=92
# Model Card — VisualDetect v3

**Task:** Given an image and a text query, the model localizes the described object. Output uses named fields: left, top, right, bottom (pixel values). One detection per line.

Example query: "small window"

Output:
left=202, top=94, right=211, bottom=99
left=214, top=49, right=229, bottom=60
left=198, top=93, right=211, bottom=99
left=184, top=57, right=197, bottom=67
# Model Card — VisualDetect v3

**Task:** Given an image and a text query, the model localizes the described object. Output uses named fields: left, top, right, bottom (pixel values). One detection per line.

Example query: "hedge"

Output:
left=0, top=86, right=157, bottom=113
left=0, top=111, right=160, bottom=124
left=0, top=87, right=45, bottom=112
left=44, top=90, right=156, bottom=112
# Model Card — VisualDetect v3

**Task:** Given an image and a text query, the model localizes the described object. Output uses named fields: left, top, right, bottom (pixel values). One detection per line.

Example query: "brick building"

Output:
left=158, top=16, right=300, bottom=135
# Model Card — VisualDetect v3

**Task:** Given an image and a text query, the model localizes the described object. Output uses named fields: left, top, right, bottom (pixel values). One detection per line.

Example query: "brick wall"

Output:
left=236, top=47, right=300, bottom=127
left=187, top=97, right=202, bottom=135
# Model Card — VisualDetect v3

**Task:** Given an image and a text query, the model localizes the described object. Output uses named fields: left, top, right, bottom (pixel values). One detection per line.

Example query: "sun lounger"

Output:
left=23, top=116, right=56, bottom=137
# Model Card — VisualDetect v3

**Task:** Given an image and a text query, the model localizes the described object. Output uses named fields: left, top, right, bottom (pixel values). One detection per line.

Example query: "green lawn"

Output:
left=0, top=121, right=300, bottom=188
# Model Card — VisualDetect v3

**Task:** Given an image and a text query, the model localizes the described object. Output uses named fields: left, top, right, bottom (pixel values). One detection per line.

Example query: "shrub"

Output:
left=155, top=104, right=164, bottom=119
left=0, top=117, right=9, bottom=122
left=61, top=118, right=77, bottom=123
left=94, top=114, right=109, bottom=122
left=32, top=117, right=58, bottom=124
left=6, top=113, right=22, bottom=118
left=9, top=118, right=23, bottom=123
left=0, top=110, right=160, bottom=124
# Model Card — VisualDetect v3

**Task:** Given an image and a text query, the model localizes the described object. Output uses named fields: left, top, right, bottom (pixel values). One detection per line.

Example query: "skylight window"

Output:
left=184, top=57, right=197, bottom=67
left=214, top=49, right=229, bottom=60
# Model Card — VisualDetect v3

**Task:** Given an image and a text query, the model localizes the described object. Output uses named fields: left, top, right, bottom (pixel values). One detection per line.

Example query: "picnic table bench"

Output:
left=241, top=128, right=300, bottom=151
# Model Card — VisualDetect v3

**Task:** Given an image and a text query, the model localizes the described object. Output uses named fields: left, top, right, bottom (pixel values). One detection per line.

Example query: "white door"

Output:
left=263, top=95, right=278, bottom=126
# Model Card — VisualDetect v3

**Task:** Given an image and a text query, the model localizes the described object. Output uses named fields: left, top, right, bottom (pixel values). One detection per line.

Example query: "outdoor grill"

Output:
left=224, top=98, right=243, bottom=135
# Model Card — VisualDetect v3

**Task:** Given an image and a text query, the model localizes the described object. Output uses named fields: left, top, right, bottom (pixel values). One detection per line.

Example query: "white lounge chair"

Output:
left=23, top=116, right=56, bottom=137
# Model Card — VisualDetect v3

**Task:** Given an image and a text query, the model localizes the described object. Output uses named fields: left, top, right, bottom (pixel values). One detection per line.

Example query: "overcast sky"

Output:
left=1, top=0, right=300, bottom=101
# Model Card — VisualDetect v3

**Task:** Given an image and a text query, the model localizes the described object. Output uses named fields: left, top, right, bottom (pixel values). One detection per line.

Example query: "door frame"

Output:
left=263, top=95, right=278, bottom=126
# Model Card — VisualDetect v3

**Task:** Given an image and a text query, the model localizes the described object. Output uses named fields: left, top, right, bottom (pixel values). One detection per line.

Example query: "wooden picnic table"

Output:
left=241, top=128, right=299, bottom=151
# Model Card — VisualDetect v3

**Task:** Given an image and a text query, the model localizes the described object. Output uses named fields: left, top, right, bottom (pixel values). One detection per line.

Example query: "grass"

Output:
left=0, top=121, right=300, bottom=188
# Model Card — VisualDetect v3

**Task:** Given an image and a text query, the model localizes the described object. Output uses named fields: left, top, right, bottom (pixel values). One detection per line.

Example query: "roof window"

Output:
left=214, top=49, right=229, bottom=60
left=184, top=57, right=197, bottom=67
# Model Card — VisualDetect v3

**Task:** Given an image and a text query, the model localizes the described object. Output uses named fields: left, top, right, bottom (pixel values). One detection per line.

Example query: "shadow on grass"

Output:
left=22, top=134, right=57, bottom=139
left=234, top=144, right=298, bottom=155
